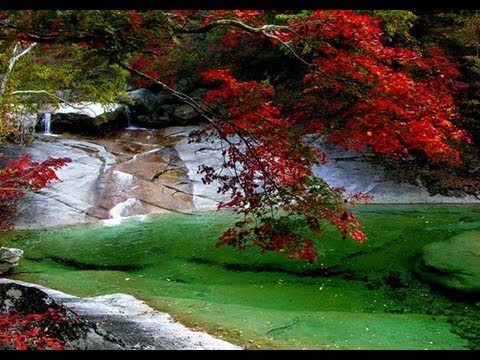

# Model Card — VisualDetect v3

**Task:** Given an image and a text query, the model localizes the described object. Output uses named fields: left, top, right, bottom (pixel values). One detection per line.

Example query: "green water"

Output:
left=1, top=205, right=480, bottom=350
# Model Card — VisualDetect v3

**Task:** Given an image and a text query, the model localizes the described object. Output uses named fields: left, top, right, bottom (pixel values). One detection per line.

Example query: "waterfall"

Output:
left=125, top=105, right=133, bottom=129
left=113, top=170, right=134, bottom=191
left=103, top=198, right=146, bottom=226
left=124, top=105, right=150, bottom=131
left=43, top=112, right=52, bottom=135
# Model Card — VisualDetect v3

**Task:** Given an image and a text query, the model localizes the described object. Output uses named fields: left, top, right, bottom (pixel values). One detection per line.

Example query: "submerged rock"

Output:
left=416, top=231, right=480, bottom=293
left=0, top=248, right=23, bottom=275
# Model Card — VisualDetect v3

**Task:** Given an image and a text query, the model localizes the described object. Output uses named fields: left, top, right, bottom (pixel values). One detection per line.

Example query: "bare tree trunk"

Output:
left=0, top=42, right=36, bottom=143
left=0, top=42, right=37, bottom=97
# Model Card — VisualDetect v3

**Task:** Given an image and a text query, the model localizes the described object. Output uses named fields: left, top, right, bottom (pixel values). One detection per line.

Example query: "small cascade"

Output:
left=43, top=112, right=52, bottom=135
left=124, top=105, right=150, bottom=131
left=113, top=170, right=134, bottom=191
left=125, top=105, right=133, bottom=129
left=103, top=198, right=145, bottom=226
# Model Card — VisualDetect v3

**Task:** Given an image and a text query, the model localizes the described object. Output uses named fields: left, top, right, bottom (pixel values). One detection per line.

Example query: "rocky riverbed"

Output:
left=0, top=125, right=477, bottom=230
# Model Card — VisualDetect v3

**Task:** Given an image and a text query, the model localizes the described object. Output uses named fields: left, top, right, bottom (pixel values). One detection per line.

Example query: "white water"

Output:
left=113, top=170, right=134, bottom=191
left=43, top=112, right=52, bottom=135
left=103, top=198, right=143, bottom=226
left=124, top=105, right=150, bottom=131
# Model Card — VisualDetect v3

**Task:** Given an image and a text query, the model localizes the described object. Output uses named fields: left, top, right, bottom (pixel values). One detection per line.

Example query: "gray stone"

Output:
left=0, top=248, right=23, bottom=275
left=127, top=88, right=161, bottom=114
left=0, top=282, right=126, bottom=350
left=164, top=126, right=234, bottom=210
left=173, top=104, right=200, bottom=124
left=0, top=279, right=241, bottom=350
left=416, top=231, right=480, bottom=293
left=1, top=137, right=116, bottom=229
left=0, top=247, right=23, bottom=264
left=310, top=137, right=479, bottom=203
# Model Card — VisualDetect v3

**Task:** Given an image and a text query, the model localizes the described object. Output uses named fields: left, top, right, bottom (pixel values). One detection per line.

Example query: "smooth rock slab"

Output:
left=0, top=282, right=126, bottom=350
left=0, top=279, right=241, bottom=350
left=416, top=231, right=480, bottom=293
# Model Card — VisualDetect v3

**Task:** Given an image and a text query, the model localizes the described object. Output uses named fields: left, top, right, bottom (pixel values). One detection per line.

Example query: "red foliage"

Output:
left=0, top=309, right=65, bottom=350
left=0, top=10, right=472, bottom=262
left=198, top=69, right=370, bottom=262
left=193, top=10, right=468, bottom=261
left=0, top=154, right=71, bottom=206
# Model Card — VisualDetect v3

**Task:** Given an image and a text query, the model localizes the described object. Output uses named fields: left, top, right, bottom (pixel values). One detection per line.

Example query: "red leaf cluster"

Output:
left=0, top=154, right=71, bottom=206
left=0, top=309, right=65, bottom=350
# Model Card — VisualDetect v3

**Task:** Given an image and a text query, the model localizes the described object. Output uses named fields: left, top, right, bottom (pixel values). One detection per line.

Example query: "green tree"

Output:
left=0, top=38, right=129, bottom=144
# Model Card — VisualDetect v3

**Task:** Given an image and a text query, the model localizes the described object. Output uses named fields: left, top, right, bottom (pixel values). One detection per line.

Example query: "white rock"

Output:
left=0, top=279, right=241, bottom=350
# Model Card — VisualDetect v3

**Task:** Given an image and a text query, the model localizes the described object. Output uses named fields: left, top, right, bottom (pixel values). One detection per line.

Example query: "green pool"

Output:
left=1, top=204, right=479, bottom=349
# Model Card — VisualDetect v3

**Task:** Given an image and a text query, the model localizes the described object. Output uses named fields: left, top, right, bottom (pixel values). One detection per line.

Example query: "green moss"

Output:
left=1, top=204, right=479, bottom=349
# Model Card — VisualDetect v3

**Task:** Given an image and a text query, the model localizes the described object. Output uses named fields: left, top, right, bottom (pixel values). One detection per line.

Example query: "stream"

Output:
left=1, top=127, right=479, bottom=349
left=1, top=205, right=480, bottom=349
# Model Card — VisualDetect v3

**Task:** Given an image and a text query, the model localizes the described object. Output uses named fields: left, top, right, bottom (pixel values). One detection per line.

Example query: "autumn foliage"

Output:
left=0, top=154, right=70, bottom=227
left=187, top=10, right=468, bottom=261
left=0, top=309, right=65, bottom=350
left=0, top=10, right=472, bottom=262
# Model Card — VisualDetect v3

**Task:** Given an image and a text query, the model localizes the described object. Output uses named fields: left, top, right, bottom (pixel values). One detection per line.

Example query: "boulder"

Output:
left=0, top=248, right=23, bottom=275
left=0, top=282, right=126, bottom=350
left=173, top=104, right=200, bottom=124
left=175, top=77, right=200, bottom=94
left=127, top=88, right=161, bottom=114
left=416, top=231, right=480, bottom=293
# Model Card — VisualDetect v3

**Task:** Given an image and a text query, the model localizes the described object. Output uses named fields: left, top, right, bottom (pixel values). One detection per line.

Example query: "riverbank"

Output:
left=0, top=278, right=240, bottom=350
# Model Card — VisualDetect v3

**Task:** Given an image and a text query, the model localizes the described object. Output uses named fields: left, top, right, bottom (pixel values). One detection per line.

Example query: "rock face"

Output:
left=121, top=85, right=204, bottom=129
left=2, top=124, right=478, bottom=230
left=311, top=138, right=479, bottom=203
left=37, top=103, right=123, bottom=135
left=0, top=279, right=241, bottom=350
left=86, top=129, right=195, bottom=222
left=165, top=126, right=234, bottom=210
left=0, top=282, right=126, bottom=350
left=1, top=136, right=116, bottom=229
left=416, top=231, right=480, bottom=293
left=0, top=248, right=23, bottom=275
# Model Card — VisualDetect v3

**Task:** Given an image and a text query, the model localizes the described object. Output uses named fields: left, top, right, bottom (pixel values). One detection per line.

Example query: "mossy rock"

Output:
left=416, top=231, right=480, bottom=293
